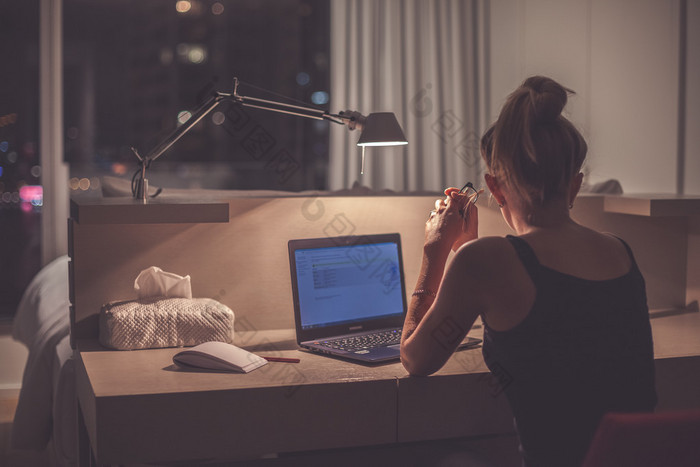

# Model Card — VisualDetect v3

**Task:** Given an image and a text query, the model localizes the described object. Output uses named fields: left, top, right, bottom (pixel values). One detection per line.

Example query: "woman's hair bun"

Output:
left=488, top=75, right=587, bottom=208
left=523, top=76, right=570, bottom=124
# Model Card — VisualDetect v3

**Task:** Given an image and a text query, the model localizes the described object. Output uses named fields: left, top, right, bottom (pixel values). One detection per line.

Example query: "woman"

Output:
left=400, top=76, right=656, bottom=467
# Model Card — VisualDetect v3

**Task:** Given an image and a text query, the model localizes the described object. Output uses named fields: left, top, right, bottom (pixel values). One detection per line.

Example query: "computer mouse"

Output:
left=173, top=341, right=267, bottom=373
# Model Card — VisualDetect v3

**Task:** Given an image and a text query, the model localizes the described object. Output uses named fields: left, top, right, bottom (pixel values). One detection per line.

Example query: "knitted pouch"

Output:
left=99, top=297, right=235, bottom=350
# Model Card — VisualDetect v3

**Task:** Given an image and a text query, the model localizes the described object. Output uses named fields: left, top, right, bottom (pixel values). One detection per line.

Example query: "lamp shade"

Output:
left=356, top=112, right=408, bottom=147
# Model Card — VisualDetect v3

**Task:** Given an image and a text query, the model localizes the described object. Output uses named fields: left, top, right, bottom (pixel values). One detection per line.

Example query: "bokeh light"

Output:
left=111, top=162, right=128, bottom=175
left=296, top=72, right=310, bottom=86
left=19, top=185, right=42, bottom=204
left=211, top=2, right=224, bottom=15
left=187, top=46, right=207, bottom=64
left=176, top=1, right=192, bottom=13
left=0, top=113, right=18, bottom=128
left=176, top=43, right=208, bottom=64
left=311, top=91, right=329, bottom=105
left=212, top=111, right=225, bottom=125
left=177, top=111, right=193, bottom=125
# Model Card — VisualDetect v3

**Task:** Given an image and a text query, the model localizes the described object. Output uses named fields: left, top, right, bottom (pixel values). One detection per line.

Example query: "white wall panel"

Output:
left=589, top=0, right=680, bottom=192
left=490, top=0, right=684, bottom=194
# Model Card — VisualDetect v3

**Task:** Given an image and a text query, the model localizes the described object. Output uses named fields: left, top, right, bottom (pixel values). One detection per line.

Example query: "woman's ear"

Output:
left=484, top=173, right=506, bottom=206
left=569, top=172, right=584, bottom=204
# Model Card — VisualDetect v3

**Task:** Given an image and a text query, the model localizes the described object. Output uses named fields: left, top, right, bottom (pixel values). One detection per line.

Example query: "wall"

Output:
left=490, top=0, right=698, bottom=195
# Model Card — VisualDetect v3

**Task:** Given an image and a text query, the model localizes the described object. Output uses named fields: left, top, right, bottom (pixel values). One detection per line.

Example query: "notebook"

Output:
left=288, top=233, right=481, bottom=363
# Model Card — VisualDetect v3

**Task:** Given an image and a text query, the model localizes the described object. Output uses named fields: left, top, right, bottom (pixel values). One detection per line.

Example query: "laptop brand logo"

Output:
left=349, top=325, right=363, bottom=331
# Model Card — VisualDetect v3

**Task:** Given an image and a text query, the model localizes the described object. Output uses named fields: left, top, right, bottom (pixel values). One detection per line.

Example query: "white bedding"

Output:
left=12, top=255, right=75, bottom=466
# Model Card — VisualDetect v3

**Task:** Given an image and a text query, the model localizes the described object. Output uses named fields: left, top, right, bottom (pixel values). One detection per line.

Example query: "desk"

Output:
left=75, top=312, right=700, bottom=466
left=75, top=326, right=511, bottom=465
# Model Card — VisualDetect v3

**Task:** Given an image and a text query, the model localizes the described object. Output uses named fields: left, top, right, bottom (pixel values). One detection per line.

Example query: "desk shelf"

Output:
left=70, top=197, right=230, bottom=225
left=603, top=193, right=700, bottom=217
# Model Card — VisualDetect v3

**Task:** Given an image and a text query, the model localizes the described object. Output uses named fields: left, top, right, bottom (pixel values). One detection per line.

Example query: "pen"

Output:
left=263, top=356, right=300, bottom=363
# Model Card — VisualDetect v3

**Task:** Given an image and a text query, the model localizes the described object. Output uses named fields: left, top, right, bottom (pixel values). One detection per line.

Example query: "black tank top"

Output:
left=482, top=235, right=657, bottom=467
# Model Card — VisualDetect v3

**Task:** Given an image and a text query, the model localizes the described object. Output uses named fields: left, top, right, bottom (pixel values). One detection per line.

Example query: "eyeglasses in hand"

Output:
left=459, top=182, right=480, bottom=204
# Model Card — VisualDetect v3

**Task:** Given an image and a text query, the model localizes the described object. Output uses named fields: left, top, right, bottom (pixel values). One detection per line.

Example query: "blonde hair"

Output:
left=484, top=76, right=587, bottom=207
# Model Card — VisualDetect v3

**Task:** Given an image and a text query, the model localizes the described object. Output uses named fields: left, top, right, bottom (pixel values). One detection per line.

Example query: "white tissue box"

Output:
left=99, top=297, right=235, bottom=350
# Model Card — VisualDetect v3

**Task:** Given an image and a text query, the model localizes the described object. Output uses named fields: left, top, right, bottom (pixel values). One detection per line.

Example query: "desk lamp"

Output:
left=130, top=78, right=407, bottom=201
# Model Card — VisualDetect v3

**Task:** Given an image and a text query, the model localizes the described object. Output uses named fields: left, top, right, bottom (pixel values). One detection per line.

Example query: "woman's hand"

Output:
left=425, top=187, right=479, bottom=254
left=448, top=187, right=479, bottom=251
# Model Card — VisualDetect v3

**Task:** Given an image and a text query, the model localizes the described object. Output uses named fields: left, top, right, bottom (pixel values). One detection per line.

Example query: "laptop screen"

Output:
left=290, top=235, right=406, bottom=331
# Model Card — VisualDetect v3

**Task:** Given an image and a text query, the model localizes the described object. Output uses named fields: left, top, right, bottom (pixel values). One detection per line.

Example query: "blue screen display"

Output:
left=294, top=242, right=404, bottom=329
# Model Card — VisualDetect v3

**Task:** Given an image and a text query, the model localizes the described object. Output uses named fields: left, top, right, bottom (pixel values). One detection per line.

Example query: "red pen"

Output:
left=263, top=356, right=300, bottom=363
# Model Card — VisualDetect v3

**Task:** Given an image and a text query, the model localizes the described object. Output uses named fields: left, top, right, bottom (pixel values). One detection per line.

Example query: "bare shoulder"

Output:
left=450, top=236, right=536, bottom=328
left=451, top=236, right=520, bottom=274
left=576, top=227, right=633, bottom=265
left=455, top=235, right=514, bottom=257
left=520, top=225, right=633, bottom=279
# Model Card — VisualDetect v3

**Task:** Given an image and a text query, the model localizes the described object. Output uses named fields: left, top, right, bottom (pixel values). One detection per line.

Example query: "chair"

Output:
left=582, top=410, right=700, bottom=467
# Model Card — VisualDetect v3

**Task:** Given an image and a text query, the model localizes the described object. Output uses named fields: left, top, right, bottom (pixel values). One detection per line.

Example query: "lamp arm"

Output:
left=231, top=76, right=360, bottom=126
left=131, top=77, right=367, bottom=200
left=144, top=91, right=232, bottom=165
left=233, top=96, right=350, bottom=127
left=141, top=79, right=361, bottom=165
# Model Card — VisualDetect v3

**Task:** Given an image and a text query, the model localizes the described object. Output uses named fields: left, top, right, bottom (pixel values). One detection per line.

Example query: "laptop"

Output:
left=288, top=233, right=481, bottom=363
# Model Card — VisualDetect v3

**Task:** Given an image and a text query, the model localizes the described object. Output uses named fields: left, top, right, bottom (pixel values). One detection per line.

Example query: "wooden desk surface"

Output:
left=648, top=311, right=700, bottom=412
left=75, top=327, right=492, bottom=465
left=77, top=326, right=496, bottom=395
left=77, top=330, right=396, bottom=396
left=75, top=313, right=700, bottom=465
left=650, top=311, right=700, bottom=359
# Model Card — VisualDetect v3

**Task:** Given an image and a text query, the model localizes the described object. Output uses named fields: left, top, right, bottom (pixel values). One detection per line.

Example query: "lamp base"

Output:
left=134, top=177, right=149, bottom=203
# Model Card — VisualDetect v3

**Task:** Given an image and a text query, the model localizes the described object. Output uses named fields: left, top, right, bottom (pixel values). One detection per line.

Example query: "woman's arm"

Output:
left=400, top=245, right=485, bottom=376
left=400, top=188, right=481, bottom=376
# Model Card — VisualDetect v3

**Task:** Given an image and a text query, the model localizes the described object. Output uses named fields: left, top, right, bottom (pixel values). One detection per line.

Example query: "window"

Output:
left=0, top=0, right=330, bottom=318
left=64, top=0, right=331, bottom=195
left=0, top=1, right=41, bottom=319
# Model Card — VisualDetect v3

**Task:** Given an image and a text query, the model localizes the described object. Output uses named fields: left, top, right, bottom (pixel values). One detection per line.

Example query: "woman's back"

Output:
left=481, top=225, right=637, bottom=331
left=400, top=76, right=657, bottom=467
left=479, top=229, right=657, bottom=467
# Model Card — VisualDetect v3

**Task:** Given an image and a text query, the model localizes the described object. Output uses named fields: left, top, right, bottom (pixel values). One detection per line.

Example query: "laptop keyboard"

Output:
left=320, top=329, right=401, bottom=351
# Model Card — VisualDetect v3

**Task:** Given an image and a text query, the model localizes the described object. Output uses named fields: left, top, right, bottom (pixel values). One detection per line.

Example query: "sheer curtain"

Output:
left=329, top=0, right=490, bottom=192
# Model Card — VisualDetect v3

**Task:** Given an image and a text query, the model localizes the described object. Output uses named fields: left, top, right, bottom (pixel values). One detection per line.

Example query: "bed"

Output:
left=12, top=255, right=76, bottom=466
